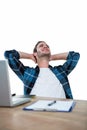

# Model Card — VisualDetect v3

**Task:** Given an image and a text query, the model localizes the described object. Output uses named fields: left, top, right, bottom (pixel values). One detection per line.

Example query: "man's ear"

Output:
left=33, top=52, right=37, bottom=57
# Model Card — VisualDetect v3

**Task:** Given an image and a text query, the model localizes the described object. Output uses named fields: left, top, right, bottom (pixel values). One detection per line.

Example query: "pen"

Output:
left=12, top=93, right=16, bottom=96
left=48, top=100, right=56, bottom=106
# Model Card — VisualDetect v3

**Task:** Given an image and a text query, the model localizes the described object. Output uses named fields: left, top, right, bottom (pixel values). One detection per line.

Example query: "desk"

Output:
left=0, top=97, right=87, bottom=130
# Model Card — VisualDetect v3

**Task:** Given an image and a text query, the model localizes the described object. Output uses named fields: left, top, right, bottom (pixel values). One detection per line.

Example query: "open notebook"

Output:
left=23, top=100, right=76, bottom=112
left=0, top=60, right=31, bottom=107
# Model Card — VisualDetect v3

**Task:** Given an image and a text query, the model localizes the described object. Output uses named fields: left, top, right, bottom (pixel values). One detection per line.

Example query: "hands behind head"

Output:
left=31, top=54, right=37, bottom=63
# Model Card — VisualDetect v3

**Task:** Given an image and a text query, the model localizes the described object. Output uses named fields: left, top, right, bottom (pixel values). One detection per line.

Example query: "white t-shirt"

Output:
left=30, top=68, right=66, bottom=98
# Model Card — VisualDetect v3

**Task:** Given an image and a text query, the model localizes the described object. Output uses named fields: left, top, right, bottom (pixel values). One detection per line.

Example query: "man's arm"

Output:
left=4, top=50, right=26, bottom=81
left=50, top=52, right=69, bottom=61
left=19, top=51, right=36, bottom=62
left=50, top=51, right=80, bottom=75
left=4, top=50, right=36, bottom=81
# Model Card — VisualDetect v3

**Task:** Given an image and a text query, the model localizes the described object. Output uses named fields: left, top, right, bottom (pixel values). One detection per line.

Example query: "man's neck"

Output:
left=37, top=59, right=49, bottom=68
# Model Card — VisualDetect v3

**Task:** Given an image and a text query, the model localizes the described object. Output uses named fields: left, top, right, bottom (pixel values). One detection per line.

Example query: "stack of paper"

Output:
left=23, top=100, right=75, bottom=112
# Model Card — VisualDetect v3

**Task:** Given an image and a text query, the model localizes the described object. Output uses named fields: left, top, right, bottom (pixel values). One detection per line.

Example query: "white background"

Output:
left=0, top=0, right=87, bottom=100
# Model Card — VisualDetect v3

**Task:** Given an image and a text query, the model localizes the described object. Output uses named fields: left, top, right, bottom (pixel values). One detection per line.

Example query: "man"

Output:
left=4, top=41, right=80, bottom=99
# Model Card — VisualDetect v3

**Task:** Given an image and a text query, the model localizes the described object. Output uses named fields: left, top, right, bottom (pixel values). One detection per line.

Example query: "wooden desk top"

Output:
left=0, top=97, right=87, bottom=130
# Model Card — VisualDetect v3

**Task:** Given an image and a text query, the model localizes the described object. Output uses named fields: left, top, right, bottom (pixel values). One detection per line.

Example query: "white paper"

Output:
left=24, top=100, right=75, bottom=112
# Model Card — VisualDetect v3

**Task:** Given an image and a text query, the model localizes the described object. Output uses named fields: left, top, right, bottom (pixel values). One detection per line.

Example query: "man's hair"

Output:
left=33, top=41, right=45, bottom=53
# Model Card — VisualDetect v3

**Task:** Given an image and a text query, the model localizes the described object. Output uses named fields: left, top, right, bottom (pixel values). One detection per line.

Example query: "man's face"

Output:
left=35, top=42, right=51, bottom=59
